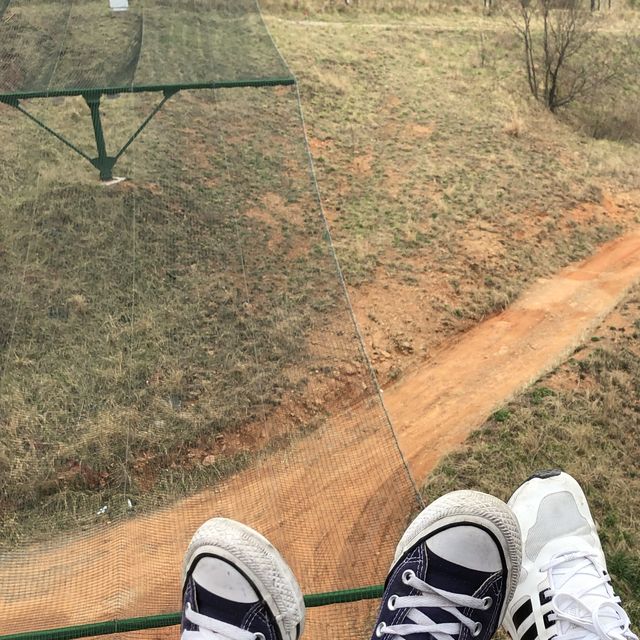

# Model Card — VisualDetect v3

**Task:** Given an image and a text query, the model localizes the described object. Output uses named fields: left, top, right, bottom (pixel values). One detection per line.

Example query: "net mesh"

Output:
left=0, top=0, right=293, bottom=98
left=0, top=3, right=421, bottom=639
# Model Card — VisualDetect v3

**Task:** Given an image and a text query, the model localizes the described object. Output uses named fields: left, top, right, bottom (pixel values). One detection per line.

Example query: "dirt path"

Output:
left=2, top=229, right=640, bottom=639
left=386, top=228, right=640, bottom=480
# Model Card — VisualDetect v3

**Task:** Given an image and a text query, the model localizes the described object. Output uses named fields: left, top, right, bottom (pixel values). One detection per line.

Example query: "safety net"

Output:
left=0, top=0, right=293, bottom=98
left=0, top=2, right=422, bottom=640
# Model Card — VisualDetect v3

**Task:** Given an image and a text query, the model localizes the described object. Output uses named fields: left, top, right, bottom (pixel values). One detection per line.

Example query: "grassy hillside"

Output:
left=0, top=87, right=355, bottom=545
left=265, top=8, right=640, bottom=378
left=1, top=3, right=639, bottom=546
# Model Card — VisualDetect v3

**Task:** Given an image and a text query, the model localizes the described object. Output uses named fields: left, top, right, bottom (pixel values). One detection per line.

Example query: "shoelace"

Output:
left=376, top=569, right=492, bottom=640
left=541, top=551, right=638, bottom=640
left=181, top=603, right=265, bottom=640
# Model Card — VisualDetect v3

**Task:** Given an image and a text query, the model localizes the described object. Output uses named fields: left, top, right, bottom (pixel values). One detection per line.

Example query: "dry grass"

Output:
left=264, top=0, right=640, bottom=13
left=502, top=112, right=525, bottom=137
left=0, top=0, right=291, bottom=94
left=266, top=12, right=640, bottom=336
left=0, top=86, right=345, bottom=546
left=2, top=1, right=640, bottom=546
left=578, top=100, right=640, bottom=144
left=261, top=0, right=487, bottom=15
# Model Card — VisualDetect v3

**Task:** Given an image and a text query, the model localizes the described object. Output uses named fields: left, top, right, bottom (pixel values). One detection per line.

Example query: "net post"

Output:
left=1, top=97, right=95, bottom=166
left=83, top=92, right=116, bottom=181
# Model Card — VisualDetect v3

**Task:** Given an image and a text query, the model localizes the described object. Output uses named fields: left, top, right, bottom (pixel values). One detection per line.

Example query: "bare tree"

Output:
left=510, top=0, right=616, bottom=112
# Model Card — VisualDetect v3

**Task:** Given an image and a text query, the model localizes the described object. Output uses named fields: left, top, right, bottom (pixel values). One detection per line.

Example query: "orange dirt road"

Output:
left=385, top=228, right=640, bottom=481
left=2, top=229, right=640, bottom=639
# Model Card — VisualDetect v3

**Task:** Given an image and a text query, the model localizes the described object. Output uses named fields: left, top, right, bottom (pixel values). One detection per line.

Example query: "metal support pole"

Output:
left=1, top=97, right=95, bottom=163
left=3, top=89, right=179, bottom=181
left=113, top=88, right=178, bottom=163
left=83, top=93, right=116, bottom=181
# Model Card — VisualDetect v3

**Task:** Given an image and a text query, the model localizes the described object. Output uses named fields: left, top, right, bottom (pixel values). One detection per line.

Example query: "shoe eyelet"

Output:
left=388, top=594, right=398, bottom=610
left=255, top=634, right=266, bottom=640
left=481, top=596, right=492, bottom=610
left=402, top=569, right=414, bottom=584
left=376, top=622, right=387, bottom=638
left=472, top=622, right=483, bottom=637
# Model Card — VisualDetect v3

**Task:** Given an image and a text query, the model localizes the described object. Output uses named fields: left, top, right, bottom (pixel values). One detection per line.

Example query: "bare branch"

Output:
left=510, top=0, right=616, bottom=113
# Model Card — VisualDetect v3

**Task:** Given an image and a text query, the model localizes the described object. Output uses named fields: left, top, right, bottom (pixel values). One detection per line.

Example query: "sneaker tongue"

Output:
left=412, top=546, right=495, bottom=636
left=193, top=557, right=259, bottom=603
left=426, top=546, right=494, bottom=597
left=195, top=582, right=256, bottom=626
left=192, top=557, right=260, bottom=627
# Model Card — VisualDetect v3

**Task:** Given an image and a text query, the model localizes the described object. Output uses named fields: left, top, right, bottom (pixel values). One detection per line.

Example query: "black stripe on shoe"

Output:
left=512, top=600, right=534, bottom=630
left=543, top=611, right=555, bottom=630
left=521, top=622, right=538, bottom=640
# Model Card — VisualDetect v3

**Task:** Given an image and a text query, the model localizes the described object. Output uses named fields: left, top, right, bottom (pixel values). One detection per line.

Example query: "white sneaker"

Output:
left=504, top=470, right=637, bottom=640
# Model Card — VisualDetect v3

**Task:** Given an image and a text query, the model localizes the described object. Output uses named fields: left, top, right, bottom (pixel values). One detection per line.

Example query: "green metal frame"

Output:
left=0, top=77, right=295, bottom=181
left=0, top=585, right=383, bottom=640
left=0, top=89, right=176, bottom=181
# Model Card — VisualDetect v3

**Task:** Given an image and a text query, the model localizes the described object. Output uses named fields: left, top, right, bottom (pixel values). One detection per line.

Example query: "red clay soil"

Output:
left=385, top=228, right=640, bottom=480
left=1, top=229, right=640, bottom=639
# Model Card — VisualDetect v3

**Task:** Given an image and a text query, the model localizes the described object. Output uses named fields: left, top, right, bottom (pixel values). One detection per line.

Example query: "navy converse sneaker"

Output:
left=371, top=490, right=522, bottom=640
left=181, top=518, right=305, bottom=640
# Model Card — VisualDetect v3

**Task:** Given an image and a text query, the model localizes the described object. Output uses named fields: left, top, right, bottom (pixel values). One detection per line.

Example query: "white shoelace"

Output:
left=181, top=603, right=264, bottom=640
left=541, top=551, right=638, bottom=640
left=377, top=569, right=491, bottom=640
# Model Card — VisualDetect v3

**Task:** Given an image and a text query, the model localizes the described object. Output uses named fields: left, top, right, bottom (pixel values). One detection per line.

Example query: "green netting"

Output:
left=0, top=0, right=295, bottom=182
left=0, top=0, right=294, bottom=99
left=0, top=3, right=421, bottom=639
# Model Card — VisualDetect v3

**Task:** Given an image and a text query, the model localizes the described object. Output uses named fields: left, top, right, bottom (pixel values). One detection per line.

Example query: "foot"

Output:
left=503, top=470, right=637, bottom=640
left=370, top=490, right=522, bottom=640
left=181, top=518, right=305, bottom=640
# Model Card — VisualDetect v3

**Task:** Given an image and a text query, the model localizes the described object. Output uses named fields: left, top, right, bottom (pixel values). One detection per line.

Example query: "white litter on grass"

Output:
left=109, top=0, right=129, bottom=11
left=101, top=176, right=127, bottom=187
left=127, top=499, right=133, bottom=510
left=97, top=505, right=108, bottom=515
